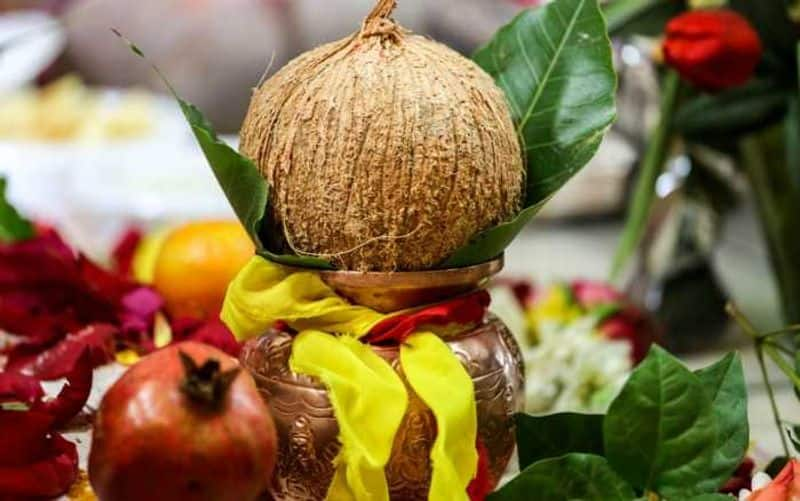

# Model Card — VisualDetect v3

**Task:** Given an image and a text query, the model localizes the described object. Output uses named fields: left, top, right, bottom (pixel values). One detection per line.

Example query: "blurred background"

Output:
left=0, top=0, right=779, bottom=338
left=0, top=0, right=771, bottom=325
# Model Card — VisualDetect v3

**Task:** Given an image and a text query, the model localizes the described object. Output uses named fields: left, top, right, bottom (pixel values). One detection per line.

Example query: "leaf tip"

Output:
left=110, top=28, right=144, bottom=58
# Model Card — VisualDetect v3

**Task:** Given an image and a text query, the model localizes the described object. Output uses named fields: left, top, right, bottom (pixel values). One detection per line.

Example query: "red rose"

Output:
left=663, top=9, right=762, bottom=91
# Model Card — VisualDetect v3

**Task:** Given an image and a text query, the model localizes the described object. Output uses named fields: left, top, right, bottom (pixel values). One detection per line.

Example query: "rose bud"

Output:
left=662, top=9, right=762, bottom=91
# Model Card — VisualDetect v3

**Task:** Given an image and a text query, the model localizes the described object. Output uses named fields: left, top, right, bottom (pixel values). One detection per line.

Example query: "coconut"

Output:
left=240, top=0, right=523, bottom=271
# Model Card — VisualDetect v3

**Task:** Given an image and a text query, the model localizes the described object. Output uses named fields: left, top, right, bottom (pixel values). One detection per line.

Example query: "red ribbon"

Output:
left=365, top=290, right=490, bottom=344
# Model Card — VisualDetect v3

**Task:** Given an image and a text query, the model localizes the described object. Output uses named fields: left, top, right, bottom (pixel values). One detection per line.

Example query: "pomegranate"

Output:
left=89, top=342, right=277, bottom=501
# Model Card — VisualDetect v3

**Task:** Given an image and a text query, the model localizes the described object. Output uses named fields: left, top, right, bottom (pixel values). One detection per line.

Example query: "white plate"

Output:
left=0, top=92, right=234, bottom=259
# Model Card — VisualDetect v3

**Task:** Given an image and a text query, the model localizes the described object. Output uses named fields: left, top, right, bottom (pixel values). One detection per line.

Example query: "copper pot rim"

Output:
left=286, top=256, right=504, bottom=290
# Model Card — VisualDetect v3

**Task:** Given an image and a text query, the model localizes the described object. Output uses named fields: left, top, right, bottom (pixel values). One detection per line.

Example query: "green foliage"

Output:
left=446, top=0, right=616, bottom=267
left=0, top=178, right=33, bottom=244
left=675, top=80, right=789, bottom=140
left=495, top=347, right=748, bottom=501
left=603, top=0, right=683, bottom=38
left=175, top=100, right=333, bottom=269
left=488, top=454, right=635, bottom=501
left=515, top=413, right=604, bottom=470
left=604, top=346, right=717, bottom=497
left=693, top=353, right=749, bottom=492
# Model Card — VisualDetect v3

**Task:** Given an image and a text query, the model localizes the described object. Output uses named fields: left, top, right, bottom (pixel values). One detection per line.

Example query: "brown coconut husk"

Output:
left=240, top=0, right=523, bottom=271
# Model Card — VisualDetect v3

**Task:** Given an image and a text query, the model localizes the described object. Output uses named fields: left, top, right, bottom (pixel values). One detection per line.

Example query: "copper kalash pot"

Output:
left=240, top=257, right=525, bottom=500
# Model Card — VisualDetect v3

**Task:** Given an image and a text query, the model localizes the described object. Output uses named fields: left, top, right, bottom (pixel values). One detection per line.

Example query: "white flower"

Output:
left=523, top=317, right=632, bottom=414
left=489, top=284, right=634, bottom=414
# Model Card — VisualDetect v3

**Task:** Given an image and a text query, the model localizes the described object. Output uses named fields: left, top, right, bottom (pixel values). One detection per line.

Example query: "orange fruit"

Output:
left=152, top=221, right=254, bottom=320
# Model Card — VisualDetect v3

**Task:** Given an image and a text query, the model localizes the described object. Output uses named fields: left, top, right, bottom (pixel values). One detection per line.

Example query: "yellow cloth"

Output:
left=291, top=331, right=407, bottom=501
left=222, top=257, right=477, bottom=501
left=402, top=333, right=477, bottom=500
left=222, top=258, right=383, bottom=338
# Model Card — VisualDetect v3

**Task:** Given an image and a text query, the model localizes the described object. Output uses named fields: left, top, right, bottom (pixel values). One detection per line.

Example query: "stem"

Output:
left=728, top=302, right=791, bottom=456
left=361, top=0, right=399, bottom=37
left=611, top=70, right=682, bottom=280
left=767, top=341, right=796, bottom=357
left=758, top=324, right=800, bottom=339
left=365, top=0, right=396, bottom=21
left=757, top=345, right=791, bottom=457
left=764, top=343, right=800, bottom=390
left=725, top=302, right=760, bottom=339
left=179, top=351, right=240, bottom=410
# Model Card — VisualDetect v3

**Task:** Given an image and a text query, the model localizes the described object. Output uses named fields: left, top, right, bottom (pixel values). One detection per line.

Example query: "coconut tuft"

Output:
left=240, top=0, right=524, bottom=271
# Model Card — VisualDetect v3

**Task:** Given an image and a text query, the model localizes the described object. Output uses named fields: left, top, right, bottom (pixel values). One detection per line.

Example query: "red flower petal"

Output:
left=170, top=317, right=241, bottom=357
left=599, top=307, right=659, bottom=364
left=33, top=350, right=93, bottom=428
left=119, top=287, right=162, bottom=334
left=76, top=255, right=134, bottom=304
left=0, top=230, right=76, bottom=287
left=111, top=228, right=142, bottom=276
left=7, top=324, right=116, bottom=379
left=571, top=280, right=623, bottom=307
left=0, top=372, right=43, bottom=405
left=366, top=291, right=490, bottom=344
left=0, top=430, right=78, bottom=499
left=0, top=410, right=53, bottom=466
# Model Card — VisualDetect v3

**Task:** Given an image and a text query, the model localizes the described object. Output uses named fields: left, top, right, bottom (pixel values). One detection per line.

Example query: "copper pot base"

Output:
left=241, top=316, right=524, bottom=501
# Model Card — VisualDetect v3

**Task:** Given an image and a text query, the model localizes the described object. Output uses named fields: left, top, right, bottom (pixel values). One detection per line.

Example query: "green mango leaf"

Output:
left=604, top=345, right=717, bottom=498
left=0, top=178, right=34, bottom=243
left=445, top=0, right=616, bottom=268
left=603, top=0, right=682, bottom=38
left=674, top=80, right=789, bottom=140
left=515, top=412, right=605, bottom=470
left=114, top=31, right=333, bottom=270
left=442, top=205, right=539, bottom=267
left=488, top=453, right=635, bottom=501
left=177, top=100, right=333, bottom=269
left=693, top=353, right=749, bottom=493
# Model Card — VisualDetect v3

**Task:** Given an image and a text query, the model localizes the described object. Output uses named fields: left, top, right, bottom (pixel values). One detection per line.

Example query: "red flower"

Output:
left=749, top=459, right=800, bottom=500
left=663, top=9, right=762, bottom=91
left=569, top=280, right=658, bottom=364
